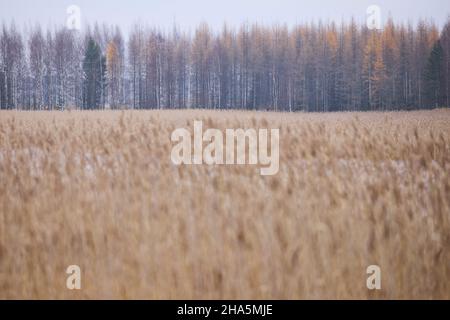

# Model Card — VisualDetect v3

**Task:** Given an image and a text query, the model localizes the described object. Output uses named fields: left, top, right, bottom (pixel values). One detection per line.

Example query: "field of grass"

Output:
left=0, top=109, right=449, bottom=299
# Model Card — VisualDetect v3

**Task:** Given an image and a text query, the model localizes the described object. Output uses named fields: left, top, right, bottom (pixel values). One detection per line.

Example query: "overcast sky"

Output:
left=1, top=0, right=449, bottom=34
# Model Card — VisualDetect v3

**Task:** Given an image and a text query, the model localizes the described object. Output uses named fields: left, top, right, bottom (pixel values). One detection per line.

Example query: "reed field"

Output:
left=0, top=109, right=449, bottom=299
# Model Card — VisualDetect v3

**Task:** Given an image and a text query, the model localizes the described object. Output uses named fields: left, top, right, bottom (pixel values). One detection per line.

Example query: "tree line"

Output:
left=1, top=18, right=450, bottom=111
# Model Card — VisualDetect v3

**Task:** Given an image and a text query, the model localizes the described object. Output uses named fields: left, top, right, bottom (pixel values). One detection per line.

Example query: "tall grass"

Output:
left=0, top=109, right=449, bottom=299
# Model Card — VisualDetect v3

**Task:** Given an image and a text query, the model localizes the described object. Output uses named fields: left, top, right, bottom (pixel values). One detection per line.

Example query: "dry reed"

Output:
left=0, top=109, right=449, bottom=299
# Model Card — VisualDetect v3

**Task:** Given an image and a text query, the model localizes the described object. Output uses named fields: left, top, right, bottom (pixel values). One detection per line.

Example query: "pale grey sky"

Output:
left=0, top=0, right=449, bottom=34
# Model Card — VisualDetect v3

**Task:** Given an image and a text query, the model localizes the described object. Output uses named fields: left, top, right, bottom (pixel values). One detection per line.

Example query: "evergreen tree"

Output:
left=424, top=40, right=444, bottom=108
left=82, top=38, right=106, bottom=109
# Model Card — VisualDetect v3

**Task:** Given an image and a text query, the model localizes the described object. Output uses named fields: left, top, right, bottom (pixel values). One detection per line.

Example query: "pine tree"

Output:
left=424, top=40, right=444, bottom=108
left=82, top=38, right=105, bottom=109
left=440, top=20, right=450, bottom=108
